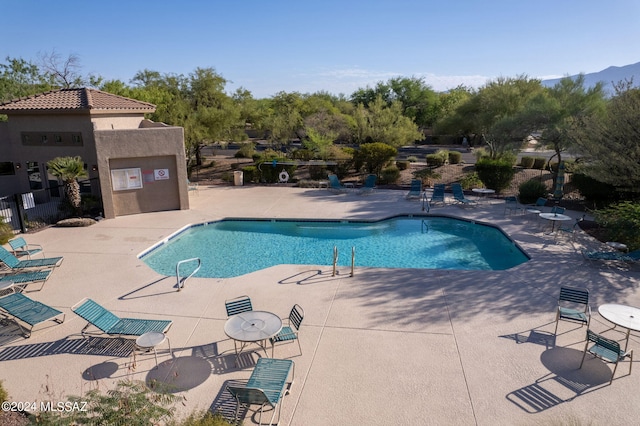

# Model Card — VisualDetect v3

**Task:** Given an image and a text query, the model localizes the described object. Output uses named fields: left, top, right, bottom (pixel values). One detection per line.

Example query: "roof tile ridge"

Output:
left=83, top=87, right=94, bottom=109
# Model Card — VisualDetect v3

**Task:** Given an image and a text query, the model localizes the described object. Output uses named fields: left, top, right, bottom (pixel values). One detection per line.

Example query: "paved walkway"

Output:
left=1, top=186, right=639, bottom=425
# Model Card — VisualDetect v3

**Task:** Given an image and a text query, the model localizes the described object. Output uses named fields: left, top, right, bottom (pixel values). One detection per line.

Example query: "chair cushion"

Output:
left=558, top=307, right=588, bottom=323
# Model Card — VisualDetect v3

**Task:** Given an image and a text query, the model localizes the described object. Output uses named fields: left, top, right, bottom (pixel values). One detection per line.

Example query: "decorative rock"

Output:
left=56, top=218, right=97, bottom=227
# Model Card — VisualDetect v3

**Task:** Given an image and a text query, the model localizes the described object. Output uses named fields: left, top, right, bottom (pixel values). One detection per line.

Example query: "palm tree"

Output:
left=47, top=156, right=88, bottom=215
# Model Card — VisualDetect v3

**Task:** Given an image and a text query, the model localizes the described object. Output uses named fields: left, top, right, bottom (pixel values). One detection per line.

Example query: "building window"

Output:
left=22, top=134, right=30, bottom=144
left=27, top=162, right=43, bottom=190
left=0, top=162, right=15, bottom=176
left=41, top=135, right=48, bottom=143
left=72, top=134, right=83, bottom=145
left=54, top=134, right=63, bottom=143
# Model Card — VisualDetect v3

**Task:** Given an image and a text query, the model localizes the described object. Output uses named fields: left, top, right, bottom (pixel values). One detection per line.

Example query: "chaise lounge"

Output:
left=0, top=284, right=65, bottom=337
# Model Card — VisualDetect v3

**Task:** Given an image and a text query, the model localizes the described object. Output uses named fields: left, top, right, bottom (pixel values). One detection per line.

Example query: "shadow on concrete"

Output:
left=0, top=336, right=134, bottom=361
left=507, top=346, right=615, bottom=413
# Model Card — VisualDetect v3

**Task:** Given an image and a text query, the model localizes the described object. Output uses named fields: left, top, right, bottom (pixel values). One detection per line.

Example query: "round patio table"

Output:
left=472, top=188, right=495, bottom=203
left=598, top=303, right=640, bottom=350
left=539, top=212, right=572, bottom=234
left=224, top=311, right=282, bottom=364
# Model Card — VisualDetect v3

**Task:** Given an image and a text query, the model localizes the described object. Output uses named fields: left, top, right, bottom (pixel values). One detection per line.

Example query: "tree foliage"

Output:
left=353, top=95, right=424, bottom=147
left=355, top=142, right=397, bottom=175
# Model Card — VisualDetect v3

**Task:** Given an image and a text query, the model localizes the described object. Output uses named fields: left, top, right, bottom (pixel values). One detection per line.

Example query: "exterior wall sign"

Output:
left=111, top=168, right=143, bottom=191
left=154, top=169, right=170, bottom=180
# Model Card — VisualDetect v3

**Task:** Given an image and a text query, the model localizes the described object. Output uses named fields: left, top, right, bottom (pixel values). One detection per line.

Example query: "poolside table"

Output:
left=472, top=188, right=495, bottom=204
left=598, top=303, right=640, bottom=351
left=539, top=212, right=572, bottom=234
left=224, top=311, right=282, bottom=365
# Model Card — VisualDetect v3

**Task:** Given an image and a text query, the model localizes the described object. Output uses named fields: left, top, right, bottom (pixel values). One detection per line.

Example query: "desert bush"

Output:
left=396, top=160, right=409, bottom=171
left=0, top=380, right=8, bottom=403
left=518, top=179, right=548, bottom=204
left=592, top=201, right=640, bottom=250
left=355, top=142, right=397, bottom=176
left=0, top=217, right=13, bottom=245
left=459, top=172, right=483, bottom=190
left=234, top=143, right=256, bottom=158
left=381, top=166, right=400, bottom=184
left=413, top=168, right=441, bottom=187
left=407, top=155, right=419, bottom=162
left=572, top=172, right=617, bottom=204
left=426, top=154, right=445, bottom=167
left=241, top=166, right=258, bottom=183
left=448, top=151, right=462, bottom=164
left=178, top=411, right=234, bottom=426
left=532, top=157, right=546, bottom=169
left=520, top=156, right=535, bottom=168
left=474, top=158, right=515, bottom=193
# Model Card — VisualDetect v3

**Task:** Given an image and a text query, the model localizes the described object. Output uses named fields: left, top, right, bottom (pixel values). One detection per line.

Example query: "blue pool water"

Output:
left=140, top=216, right=529, bottom=278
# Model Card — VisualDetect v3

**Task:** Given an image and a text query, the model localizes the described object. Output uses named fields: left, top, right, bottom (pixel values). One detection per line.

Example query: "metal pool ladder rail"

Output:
left=332, top=246, right=356, bottom=277
left=176, top=257, right=201, bottom=291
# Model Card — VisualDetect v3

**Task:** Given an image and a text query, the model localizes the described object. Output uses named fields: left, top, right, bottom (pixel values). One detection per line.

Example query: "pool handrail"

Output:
left=176, top=257, right=201, bottom=291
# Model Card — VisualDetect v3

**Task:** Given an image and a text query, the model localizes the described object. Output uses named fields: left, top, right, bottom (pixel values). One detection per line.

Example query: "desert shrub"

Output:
left=426, top=154, right=445, bottom=167
left=308, top=165, right=328, bottom=180
left=407, top=155, right=418, bottom=162
left=292, top=148, right=313, bottom=161
left=520, top=156, right=535, bottom=168
left=448, top=151, right=462, bottom=164
left=518, top=179, right=548, bottom=204
left=572, top=172, right=617, bottom=204
left=592, top=201, right=640, bottom=250
left=396, top=160, right=409, bottom=171
left=413, top=168, right=441, bottom=187
left=474, top=158, right=515, bottom=193
left=35, top=380, right=178, bottom=426
left=234, top=143, right=255, bottom=158
left=459, top=172, right=483, bottom=190
left=473, top=147, right=489, bottom=161
left=241, top=166, right=258, bottom=183
left=0, top=217, right=13, bottom=245
left=354, top=142, right=397, bottom=176
left=532, top=157, right=546, bottom=169
left=0, top=380, right=8, bottom=403
left=178, top=410, right=235, bottom=426
left=549, top=160, right=577, bottom=173
left=381, top=166, right=400, bottom=184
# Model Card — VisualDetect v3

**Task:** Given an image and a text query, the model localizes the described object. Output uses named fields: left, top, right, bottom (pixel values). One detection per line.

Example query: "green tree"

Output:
left=519, top=75, right=606, bottom=189
left=352, top=95, right=424, bottom=147
left=438, top=76, right=543, bottom=158
left=572, top=81, right=640, bottom=193
left=0, top=57, right=54, bottom=120
left=47, top=156, right=88, bottom=214
left=262, top=91, right=305, bottom=145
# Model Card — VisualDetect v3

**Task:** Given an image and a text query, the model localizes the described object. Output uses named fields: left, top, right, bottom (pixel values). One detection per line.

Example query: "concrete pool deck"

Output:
left=1, top=185, right=639, bottom=425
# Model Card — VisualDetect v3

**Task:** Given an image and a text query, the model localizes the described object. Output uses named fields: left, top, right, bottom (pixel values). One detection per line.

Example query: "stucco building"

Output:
left=0, top=88, right=188, bottom=220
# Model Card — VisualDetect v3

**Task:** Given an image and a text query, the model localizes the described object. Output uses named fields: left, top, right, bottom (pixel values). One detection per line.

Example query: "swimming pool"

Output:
left=139, top=215, right=529, bottom=278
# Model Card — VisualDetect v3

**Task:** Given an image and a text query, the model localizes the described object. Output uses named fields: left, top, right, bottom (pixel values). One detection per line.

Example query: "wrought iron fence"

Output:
left=0, top=177, right=102, bottom=233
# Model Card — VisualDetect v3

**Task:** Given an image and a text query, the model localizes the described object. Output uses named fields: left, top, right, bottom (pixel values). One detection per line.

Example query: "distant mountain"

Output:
left=542, top=61, right=640, bottom=94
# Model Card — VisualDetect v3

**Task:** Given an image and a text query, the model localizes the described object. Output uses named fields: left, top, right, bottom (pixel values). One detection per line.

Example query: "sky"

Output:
left=3, top=0, right=639, bottom=98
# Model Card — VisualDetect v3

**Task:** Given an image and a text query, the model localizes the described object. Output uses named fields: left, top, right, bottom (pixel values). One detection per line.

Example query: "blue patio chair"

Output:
left=327, top=174, right=348, bottom=193
left=71, top=298, right=172, bottom=338
left=451, top=183, right=477, bottom=206
left=357, top=174, right=377, bottom=195
left=579, top=329, right=633, bottom=384
left=504, top=196, right=524, bottom=216
left=430, top=183, right=445, bottom=205
left=270, top=304, right=304, bottom=357
left=8, top=237, right=44, bottom=259
left=582, top=249, right=640, bottom=264
left=226, top=358, right=295, bottom=426
left=0, top=269, right=53, bottom=292
left=225, top=295, right=253, bottom=317
left=0, top=285, right=65, bottom=337
left=406, top=179, right=422, bottom=199
left=0, top=246, right=63, bottom=271
left=554, top=286, right=590, bottom=334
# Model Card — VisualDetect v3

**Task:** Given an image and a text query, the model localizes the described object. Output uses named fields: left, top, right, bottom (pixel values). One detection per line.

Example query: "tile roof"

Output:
left=0, top=88, right=156, bottom=113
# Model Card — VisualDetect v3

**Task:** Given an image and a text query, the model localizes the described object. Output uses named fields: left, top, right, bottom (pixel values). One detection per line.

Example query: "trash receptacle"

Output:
left=233, top=170, right=243, bottom=186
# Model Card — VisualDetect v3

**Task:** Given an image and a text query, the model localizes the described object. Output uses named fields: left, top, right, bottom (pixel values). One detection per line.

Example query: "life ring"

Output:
left=279, top=170, right=289, bottom=182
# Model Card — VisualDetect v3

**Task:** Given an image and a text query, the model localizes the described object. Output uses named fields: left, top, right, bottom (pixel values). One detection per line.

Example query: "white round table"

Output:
left=472, top=188, right=495, bottom=203
left=539, top=212, right=572, bottom=233
left=606, top=241, right=629, bottom=252
left=136, top=331, right=171, bottom=368
left=224, top=311, right=282, bottom=363
left=598, top=303, right=640, bottom=350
